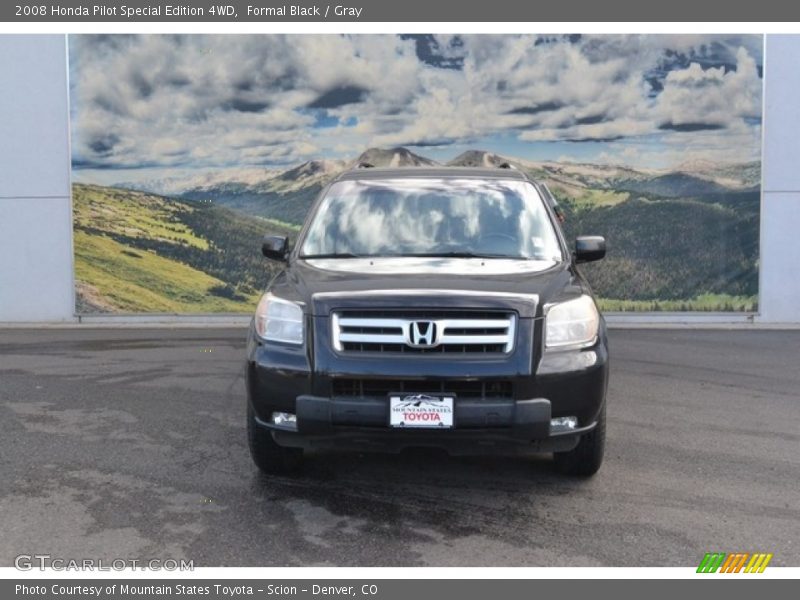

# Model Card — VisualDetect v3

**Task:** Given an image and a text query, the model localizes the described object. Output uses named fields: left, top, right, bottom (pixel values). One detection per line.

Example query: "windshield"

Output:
left=300, top=178, right=563, bottom=260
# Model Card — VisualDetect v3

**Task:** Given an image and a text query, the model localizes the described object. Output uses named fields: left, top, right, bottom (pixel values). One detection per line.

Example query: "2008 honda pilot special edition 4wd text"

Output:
left=245, top=165, right=609, bottom=476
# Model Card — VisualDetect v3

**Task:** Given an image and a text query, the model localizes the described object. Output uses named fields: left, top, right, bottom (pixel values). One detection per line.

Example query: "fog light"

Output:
left=579, top=351, right=597, bottom=368
left=551, top=416, right=578, bottom=432
left=271, top=412, right=297, bottom=430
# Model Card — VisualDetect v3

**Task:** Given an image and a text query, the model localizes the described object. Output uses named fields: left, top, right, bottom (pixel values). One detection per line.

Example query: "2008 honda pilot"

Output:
left=245, top=166, right=609, bottom=476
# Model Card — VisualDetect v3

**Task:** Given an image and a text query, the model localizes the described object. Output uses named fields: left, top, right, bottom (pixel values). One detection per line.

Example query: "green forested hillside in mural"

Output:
left=73, top=184, right=296, bottom=313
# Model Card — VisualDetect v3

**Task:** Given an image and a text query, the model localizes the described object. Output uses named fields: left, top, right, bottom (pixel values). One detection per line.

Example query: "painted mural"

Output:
left=69, top=34, right=763, bottom=312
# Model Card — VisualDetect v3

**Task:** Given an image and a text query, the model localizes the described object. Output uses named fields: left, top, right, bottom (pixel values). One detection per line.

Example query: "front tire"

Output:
left=553, top=405, right=605, bottom=477
left=247, top=404, right=303, bottom=474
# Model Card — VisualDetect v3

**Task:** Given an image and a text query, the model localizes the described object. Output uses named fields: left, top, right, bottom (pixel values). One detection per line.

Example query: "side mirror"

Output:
left=262, top=235, right=289, bottom=261
left=575, top=236, right=606, bottom=263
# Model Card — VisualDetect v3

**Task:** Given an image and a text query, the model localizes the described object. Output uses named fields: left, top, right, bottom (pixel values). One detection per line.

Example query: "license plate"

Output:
left=389, top=393, right=454, bottom=428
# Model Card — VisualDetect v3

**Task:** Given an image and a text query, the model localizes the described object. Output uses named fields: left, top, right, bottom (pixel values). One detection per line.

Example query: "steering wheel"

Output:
left=475, top=232, right=519, bottom=255
left=479, top=232, right=517, bottom=244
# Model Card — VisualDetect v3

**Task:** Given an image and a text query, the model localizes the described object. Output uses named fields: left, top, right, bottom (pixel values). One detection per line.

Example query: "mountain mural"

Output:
left=73, top=147, right=759, bottom=314
left=68, top=34, right=763, bottom=313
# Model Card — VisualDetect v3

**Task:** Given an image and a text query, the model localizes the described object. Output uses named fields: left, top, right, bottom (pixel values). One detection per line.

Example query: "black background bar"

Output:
left=3, top=0, right=800, bottom=22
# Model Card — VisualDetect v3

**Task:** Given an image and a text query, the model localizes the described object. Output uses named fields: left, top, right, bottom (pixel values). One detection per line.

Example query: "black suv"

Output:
left=245, top=166, right=609, bottom=476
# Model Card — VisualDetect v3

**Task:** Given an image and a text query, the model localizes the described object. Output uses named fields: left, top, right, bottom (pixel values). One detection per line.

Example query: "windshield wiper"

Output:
left=298, top=252, right=362, bottom=259
left=394, top=251, right=520, bottom=259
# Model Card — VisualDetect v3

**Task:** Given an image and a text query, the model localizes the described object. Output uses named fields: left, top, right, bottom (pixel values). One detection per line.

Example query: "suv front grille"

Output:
left=332, top=309, right=516, bottom=354
left=332, top=378, right=513, bottom=399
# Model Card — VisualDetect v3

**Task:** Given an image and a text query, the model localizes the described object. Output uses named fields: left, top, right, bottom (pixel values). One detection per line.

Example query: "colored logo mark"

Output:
left=697, top=552, right=773, bottom=573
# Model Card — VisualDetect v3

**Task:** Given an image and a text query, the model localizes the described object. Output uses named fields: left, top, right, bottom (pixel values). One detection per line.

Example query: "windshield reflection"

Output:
left=300, top=178, right=563, bottom=260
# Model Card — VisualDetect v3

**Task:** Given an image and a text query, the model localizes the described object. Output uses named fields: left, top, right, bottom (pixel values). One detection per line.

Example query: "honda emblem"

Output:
left=408, top=321, right=438, bottom=347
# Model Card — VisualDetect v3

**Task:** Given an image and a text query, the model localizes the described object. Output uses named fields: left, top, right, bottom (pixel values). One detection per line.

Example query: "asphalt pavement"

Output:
left=1, top=327, right=798, bottom=567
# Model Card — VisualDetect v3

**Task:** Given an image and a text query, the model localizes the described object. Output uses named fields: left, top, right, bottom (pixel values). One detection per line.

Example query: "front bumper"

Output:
left=253, top=395, right=596, bottom=455
left=245, top=317, right=608, bottom=456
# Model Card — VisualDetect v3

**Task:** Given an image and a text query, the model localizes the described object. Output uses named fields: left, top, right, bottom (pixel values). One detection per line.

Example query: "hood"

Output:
left=267, top=257, right=585, bottom=318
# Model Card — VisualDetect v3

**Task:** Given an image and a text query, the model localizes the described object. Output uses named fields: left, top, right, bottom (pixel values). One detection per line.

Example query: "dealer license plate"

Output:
left=389, top=393, right=454, bottom=428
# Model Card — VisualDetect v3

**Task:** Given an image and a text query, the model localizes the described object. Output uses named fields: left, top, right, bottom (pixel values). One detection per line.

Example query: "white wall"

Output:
left=759, top=35, right=800, bottom=323
left=0, top=35, right=74, bottom=322
left=0, top=34, right=798, bottom=323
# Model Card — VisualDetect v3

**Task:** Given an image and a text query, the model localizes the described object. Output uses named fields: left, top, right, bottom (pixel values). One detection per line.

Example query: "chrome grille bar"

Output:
left=331, top=312, right=517, bottom=353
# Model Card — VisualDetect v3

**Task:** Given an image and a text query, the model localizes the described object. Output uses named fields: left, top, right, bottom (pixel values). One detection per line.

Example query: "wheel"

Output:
left=553, top=405, right=605, bottom=477
left=247, top=403, right=303, bottom=474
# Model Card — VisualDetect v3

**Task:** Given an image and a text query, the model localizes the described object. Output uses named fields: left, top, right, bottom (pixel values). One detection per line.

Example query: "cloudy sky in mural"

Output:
left=70, top=34, right=763, bottom=181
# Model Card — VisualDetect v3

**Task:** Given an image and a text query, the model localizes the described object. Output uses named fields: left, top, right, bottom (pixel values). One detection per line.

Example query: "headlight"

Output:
left=545, top=295, right=599, bottom=350
left=254, top=293, right=304, bottom=345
